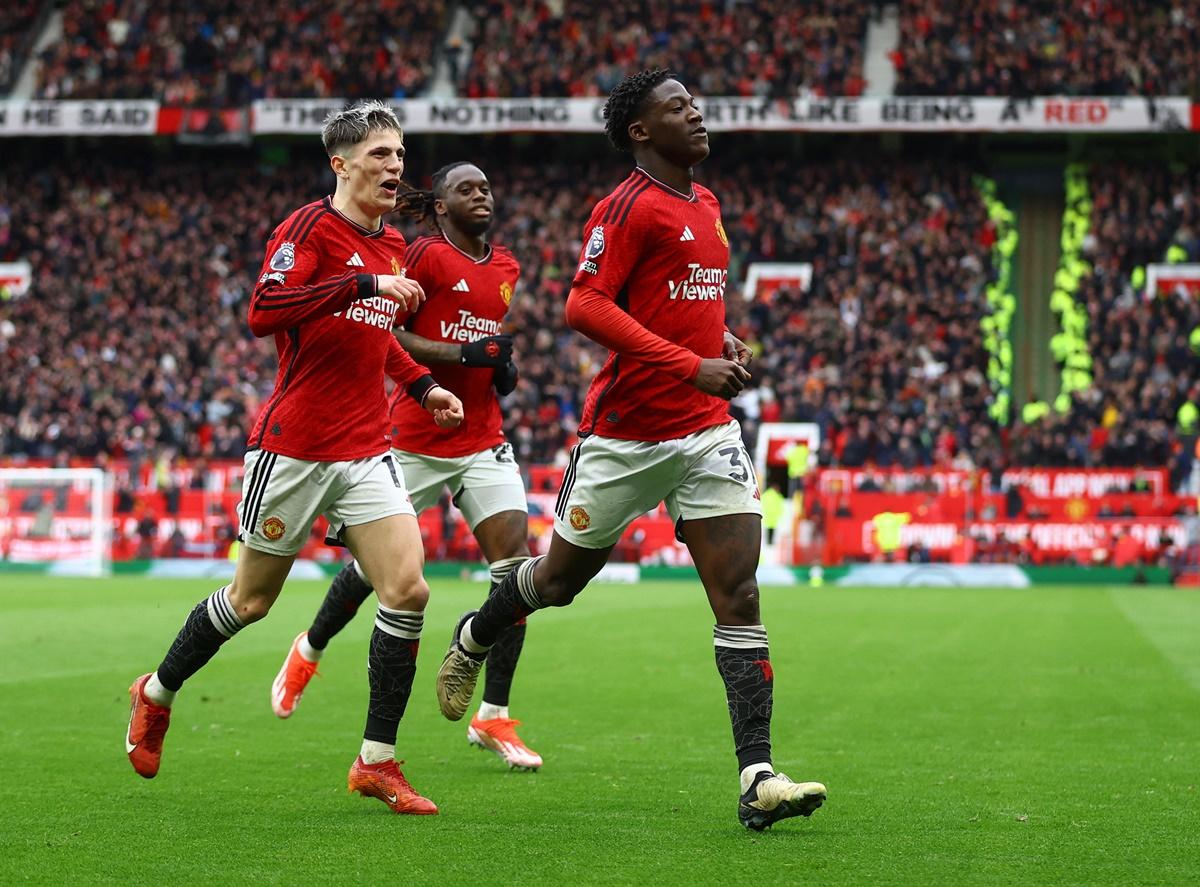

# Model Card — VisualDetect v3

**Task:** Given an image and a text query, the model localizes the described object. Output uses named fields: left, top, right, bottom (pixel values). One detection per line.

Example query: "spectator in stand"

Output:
left=3, top=149, right=1198, bottom=482
left=1020, top=162, right=1200, bottom=469
left=0, top=1, right=41, bottom=93
left=894, top=0, right=1200, bottom=98
left=461, top=0, right=867, bottom=99
left=33, top=0, right=447, bottom=104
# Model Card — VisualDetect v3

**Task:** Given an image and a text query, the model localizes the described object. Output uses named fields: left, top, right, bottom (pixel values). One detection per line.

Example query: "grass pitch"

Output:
left=1, top=576, right=1198, bottom=885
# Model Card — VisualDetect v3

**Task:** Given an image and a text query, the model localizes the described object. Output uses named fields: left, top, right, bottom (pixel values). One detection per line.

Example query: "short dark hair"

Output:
left=603, top=68, right=674, bottom=152
left=320, top=99, right=402, bottom=158
left=395, top=161, right=475, bottom=229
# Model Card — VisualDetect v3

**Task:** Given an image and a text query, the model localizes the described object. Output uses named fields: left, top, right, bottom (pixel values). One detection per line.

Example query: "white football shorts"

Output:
left=237, top=449, right=415, bottom=556
left=394, top=441, right=527, bottom=529
left=553, top=420, right=762, bottom=549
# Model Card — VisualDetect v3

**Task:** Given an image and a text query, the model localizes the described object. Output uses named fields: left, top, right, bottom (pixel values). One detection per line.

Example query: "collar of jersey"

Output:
left=323, top=196, right=387, bottom=238
left=440, top=230, right=493, bottom=264
left=633, top=167, right=697, bottom=202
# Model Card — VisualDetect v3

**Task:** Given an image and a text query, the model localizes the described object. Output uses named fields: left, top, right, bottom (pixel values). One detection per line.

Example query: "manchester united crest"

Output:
left=262, top=516, right=286, bottom=540
left=568, top=506, right=590, bottom=531
left=500, top=281, right=513, bottom=305
left=391, top=256, right=402, bottom=275
left=715, top=219, right=728, bottom=247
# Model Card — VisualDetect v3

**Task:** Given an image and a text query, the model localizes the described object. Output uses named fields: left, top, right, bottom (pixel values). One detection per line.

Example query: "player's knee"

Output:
left=538, top=572, right=586, bottom=607
left=375, top=572, right=430, bottom=611
left=723, top=577, right=762, bottom=623
left=226, top=586, right=274, bottom=624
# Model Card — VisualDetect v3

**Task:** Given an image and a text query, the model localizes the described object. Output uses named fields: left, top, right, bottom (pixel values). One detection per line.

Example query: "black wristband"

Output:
left=355, top=273, right=376, bottom=300
left=407, top=374, right=438, bottom=406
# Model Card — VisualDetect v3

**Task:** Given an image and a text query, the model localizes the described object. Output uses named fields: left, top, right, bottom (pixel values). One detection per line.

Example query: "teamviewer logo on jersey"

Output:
left=668, top=264, right=728, bottom=301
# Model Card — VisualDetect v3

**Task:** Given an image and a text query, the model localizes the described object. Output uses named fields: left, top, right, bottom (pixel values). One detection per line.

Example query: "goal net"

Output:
left=0, top=468, right=112, bottom=576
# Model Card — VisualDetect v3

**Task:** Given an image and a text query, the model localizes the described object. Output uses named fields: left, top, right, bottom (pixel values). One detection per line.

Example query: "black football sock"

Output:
left=464, top=556, right=544, bottom=650
left=714, top=624, right=774, bottom=773
left=155, top=586, right=245, bottom=692
left=482, top=557, right=530, bottom=708
left=363, top=605, right=423, bottom=744
left=308, top=562, right=374, bottom=650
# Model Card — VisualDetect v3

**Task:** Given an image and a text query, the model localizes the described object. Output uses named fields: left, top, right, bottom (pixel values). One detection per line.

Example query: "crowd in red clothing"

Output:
left=32, top=0, right=445, bottom=104
left=0, top=1, right=41, bottom=92
left=16, top=0, right=1200, bottom=104
left=1, top=146, right=1197, bottom=488
left=460, top=0, right=868, bottom=99
left=893, top=0, right=1200, bottom=97
left=1027, top=162, right=1200, bottom=482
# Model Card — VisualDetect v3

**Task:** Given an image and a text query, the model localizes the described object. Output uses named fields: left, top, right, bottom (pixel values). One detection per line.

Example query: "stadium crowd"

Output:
left=459, top=0, right=869, bottom=99
left=32, top=0, right=446, bottom=104
left=18, top=0, right=1200, bottom=103
left=893, top=0, right=1200, bottom=97
left=1, top=148, right=1197, bottom=484
left=1042, top=162, right=1200, bottom=482
left=0, top=1, right=41, bottom=93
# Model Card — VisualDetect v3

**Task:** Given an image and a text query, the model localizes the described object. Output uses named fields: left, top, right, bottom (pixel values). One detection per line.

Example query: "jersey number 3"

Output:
left=718, top=446, right=750, bottom=483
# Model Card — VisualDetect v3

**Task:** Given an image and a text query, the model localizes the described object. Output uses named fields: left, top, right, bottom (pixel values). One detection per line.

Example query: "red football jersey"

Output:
left=572, top=168, right=731, bottom=441
left=247, top=197, right=431, bottom=461
left=389, top=233, right=519, bottom=457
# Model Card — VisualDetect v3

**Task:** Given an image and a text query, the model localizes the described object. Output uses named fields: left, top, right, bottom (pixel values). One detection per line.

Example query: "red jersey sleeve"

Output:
left=386, top=335, right=437, bottom=404
left=571, top=203, right=646, bottom=298
left=248, top=217, right=375, bottom=337
left=565, top=285, right=700, bottom=381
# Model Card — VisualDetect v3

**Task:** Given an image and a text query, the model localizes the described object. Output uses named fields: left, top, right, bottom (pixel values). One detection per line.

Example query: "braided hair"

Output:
left=603, top=68, right=674, bottom=152
left=394, top=160, right=475, bottom=229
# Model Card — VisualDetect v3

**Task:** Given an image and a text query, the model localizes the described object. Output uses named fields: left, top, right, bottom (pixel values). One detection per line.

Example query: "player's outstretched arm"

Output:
left=565, top=284, right=749, bottom=399
left=394, top=330, right=514, bottom=367
left=249, top=271, right=371, bottom=337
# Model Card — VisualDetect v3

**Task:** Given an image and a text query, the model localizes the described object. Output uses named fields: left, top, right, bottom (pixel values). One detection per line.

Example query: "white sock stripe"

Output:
left=374, top=606, right=424, bottom=639
left=206, top=586, right=243, bottom=638
left=515, top=556, right=544, bottom=609
left=376, top=614, right=424, bottom=630
left=713, top=637, right=770, bottom=650
left=352, top=560, right=373, bottom=588
left=375, top=608, right=424, bottom=626
left=713, top=624, right=769, bottom=650
left=374, top=619, right=422, bottom=639
left=715, top=624, right=768, bottom=636
left=489, top=556, right=528, bottom=582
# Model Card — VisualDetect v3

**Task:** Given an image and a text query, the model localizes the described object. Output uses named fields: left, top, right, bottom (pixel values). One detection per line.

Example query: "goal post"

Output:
left=0, top=467, right=112, bottom=576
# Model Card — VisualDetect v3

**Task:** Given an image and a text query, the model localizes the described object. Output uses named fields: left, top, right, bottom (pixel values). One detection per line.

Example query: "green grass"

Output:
left=1, top=577, right=1198, bottom=885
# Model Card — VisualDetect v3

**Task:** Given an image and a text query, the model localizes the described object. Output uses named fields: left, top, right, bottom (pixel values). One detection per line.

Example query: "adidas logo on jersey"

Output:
left=346, top=252, right=365, bottom=267
left=452, top=278, right=471, bottom=292
left=679, top=226, right=695, bottom=242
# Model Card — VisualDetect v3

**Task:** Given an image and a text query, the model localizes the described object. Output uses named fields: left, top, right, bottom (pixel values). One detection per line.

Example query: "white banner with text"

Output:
left=252, top=96, right=1192, bottom=134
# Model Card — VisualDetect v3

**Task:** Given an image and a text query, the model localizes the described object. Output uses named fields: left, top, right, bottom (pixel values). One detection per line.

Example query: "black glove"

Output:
left=461, top=334, right=513, bottom=368
left=494, top=361, right=519, bottom=396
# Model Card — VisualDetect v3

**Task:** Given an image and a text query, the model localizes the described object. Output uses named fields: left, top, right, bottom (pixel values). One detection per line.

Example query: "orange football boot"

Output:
left=271, top=632, right=320, bottom=718
left=467, top=716, right=543, bottom=770
left=347, top=757, right=438, bottom=815
left=126, top=674, right=171, bottom=778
